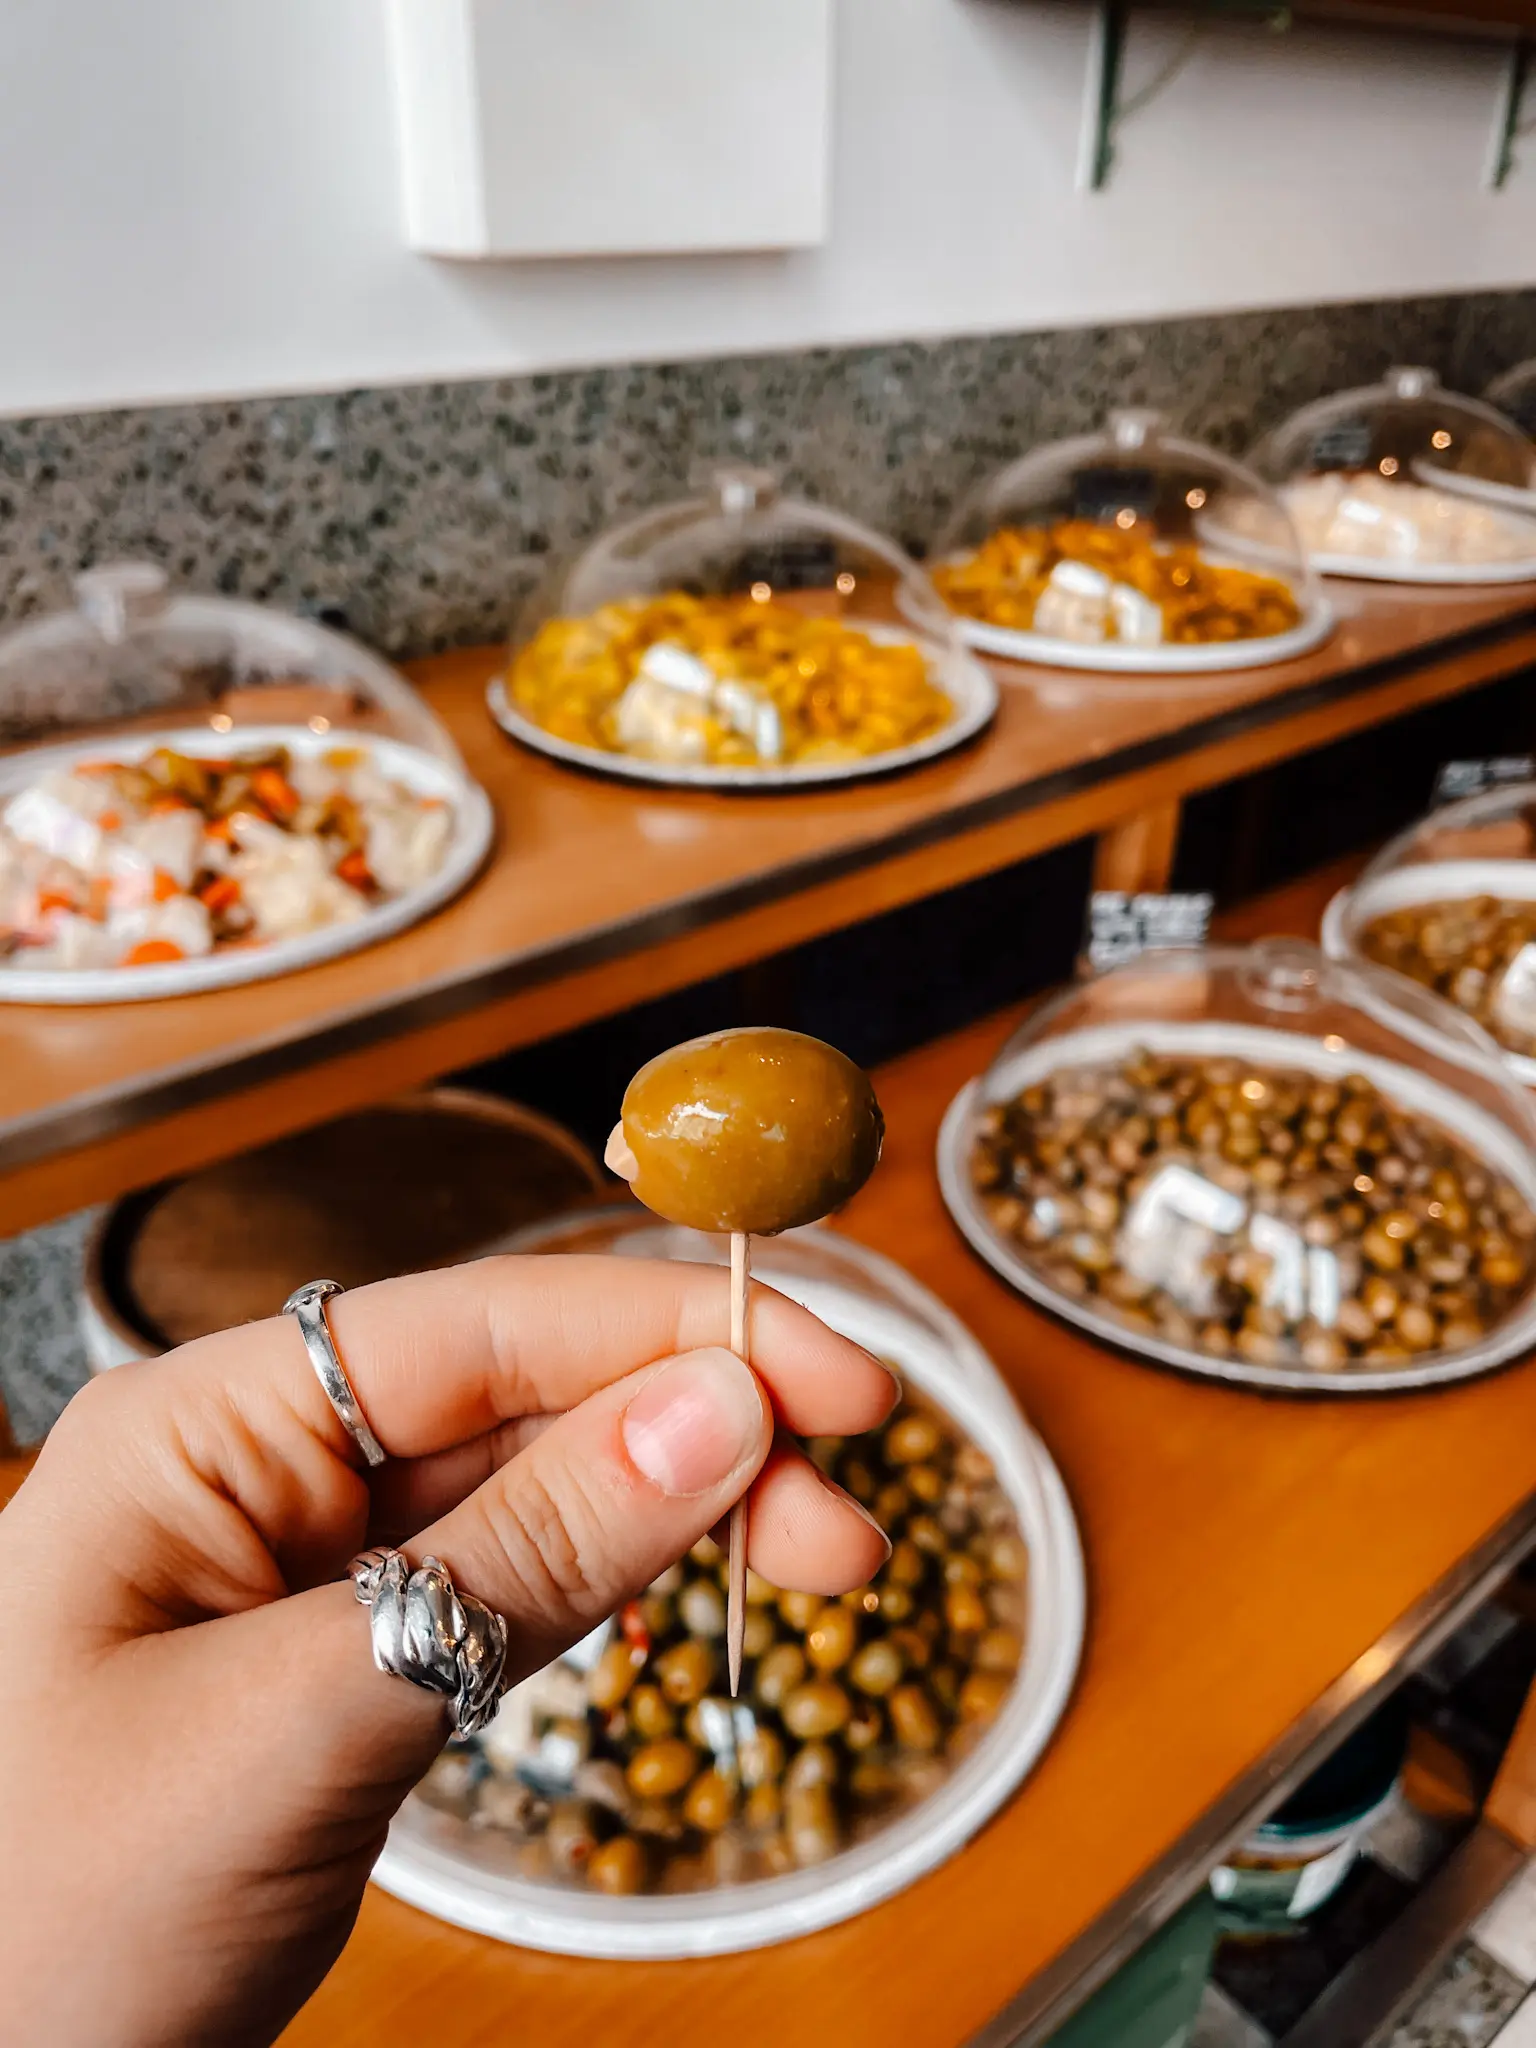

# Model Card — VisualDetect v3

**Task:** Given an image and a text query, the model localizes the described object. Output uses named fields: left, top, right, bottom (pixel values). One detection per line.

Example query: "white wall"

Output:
left=1, top=0, right=1533, bottom=420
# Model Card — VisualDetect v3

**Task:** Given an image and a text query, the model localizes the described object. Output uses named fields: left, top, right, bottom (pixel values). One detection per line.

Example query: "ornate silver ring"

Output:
left=282, top=1279, right=387, bottom=1469
left=348, top=1547, right=510, bottom=1736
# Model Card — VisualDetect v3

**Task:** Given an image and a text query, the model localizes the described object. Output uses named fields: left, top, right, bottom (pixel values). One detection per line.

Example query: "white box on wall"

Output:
left=386, top=0, right=832, bottom=259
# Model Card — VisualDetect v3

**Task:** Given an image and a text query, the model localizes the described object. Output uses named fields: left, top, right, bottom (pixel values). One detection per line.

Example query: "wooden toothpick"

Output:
left=727, top=1229, right=750, bottom=1697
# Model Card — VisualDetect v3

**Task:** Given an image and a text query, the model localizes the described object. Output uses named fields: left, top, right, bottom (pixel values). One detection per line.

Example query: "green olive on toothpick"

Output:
left=607, top=1027, right=884, bottom=1694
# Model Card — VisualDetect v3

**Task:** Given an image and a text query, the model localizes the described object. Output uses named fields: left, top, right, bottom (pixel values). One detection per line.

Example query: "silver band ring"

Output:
left=348, top=1547, right=510, bottom=1736
left=283, top=1279, right=387, bottom=1468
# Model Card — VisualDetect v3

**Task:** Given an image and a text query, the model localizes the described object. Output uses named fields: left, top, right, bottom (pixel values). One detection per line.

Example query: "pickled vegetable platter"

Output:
left=374, top=1215, right=1085, bottom=1957
left=932, top=522, right=1302, bottom=650
left=1272, top=474, right=1536, bottom=582
left=0, top=726, right=492, bottom=1003
left=924, top=410, right=1333, bottom=677
left=489, top=604, right=996, bottom=791
left=489, top=472, right=997, bottom=790
left=1248, top=367, right=1536, bottom=584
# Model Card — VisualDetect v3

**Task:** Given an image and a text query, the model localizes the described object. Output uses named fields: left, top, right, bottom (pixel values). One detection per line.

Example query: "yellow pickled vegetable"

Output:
left=933, top=520, right=1301, bottom=645
left=507, top=590, right=953, bottom=767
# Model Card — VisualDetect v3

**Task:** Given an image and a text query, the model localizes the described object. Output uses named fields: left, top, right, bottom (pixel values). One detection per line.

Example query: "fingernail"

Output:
left=622, top=1348, right=765, bottom=1497
left=811, top=1463, right=894, bottom=1562
left=859, top=1347, right=902, bottom=1406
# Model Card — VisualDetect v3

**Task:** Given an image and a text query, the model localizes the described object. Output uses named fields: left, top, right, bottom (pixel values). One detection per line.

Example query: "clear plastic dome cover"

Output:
left=0, top=562, right=457, bottom=760
left=0, top=564, right=489, bottom=999
left=1323, top=782, right=1536, bottom=1084
left=1487, top=360, right=1536, bottom=442
left=927, top=408, right=1330, bottom=675
left=377, top=1208, right=1084, bottom=1957
left=1251, top=367, right=1536, bottom=580
left=939, top=939, right=1536, bottom=1391
left=492, top=469, right=995, bottom=783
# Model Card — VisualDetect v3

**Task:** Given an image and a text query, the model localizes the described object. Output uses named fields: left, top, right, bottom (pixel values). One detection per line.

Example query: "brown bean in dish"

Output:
left=969, top=1048, right=1536, bottom=1372
left=418, top=1393, right=1025, bottom=1893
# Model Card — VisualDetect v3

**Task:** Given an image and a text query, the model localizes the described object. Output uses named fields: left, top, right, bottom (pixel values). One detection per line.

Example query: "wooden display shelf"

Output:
left=278, top=853, right=1536, bottom=2048
left=1, top=581, right=1534, bottom=1242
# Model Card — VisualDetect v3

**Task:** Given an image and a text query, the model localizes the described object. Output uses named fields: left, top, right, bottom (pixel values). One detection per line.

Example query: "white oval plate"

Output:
left=486, top=625, right=998, bottom=791
left=907, top=568, right=1334, bottom=679
left=0, top=725, right=494, bottom=1004
left=938, top=1017, right=1536, bottom=1394
left=1412, top=460, right=1536, bottom=523
left=1309, top=553, right=1536, bottom=586
left=372, top=1225, right=1086, bottom=1958
left=1196, top=505, right=1536, bottom=588
left=1322, top=859, right=1536, bottom=1090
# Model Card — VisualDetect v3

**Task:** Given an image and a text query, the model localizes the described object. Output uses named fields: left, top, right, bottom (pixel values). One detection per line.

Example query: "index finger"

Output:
left=280, top=1254, right=897, bottom=1459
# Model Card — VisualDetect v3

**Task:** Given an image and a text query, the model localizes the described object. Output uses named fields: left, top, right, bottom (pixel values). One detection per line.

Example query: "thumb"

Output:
left=413, top=1344, right=771, bottom=1670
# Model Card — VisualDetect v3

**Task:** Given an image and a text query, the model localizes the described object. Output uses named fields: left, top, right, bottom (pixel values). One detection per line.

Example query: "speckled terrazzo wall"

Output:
left=2, top=289, right=1533, bottom=665
left=0, top=1210, right=99, bottom=1444
left=2, top=286, right=1535, bottom=1441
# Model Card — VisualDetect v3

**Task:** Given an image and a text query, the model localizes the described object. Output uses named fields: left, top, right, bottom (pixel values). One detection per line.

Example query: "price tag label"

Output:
left=1085, top=891, right=1213, bottom=972
left=1432, top=757, right=1535, bottom=805
left=1309, top=422, right=1372, bottom=470
left=737, top=538, right=839, bottom=592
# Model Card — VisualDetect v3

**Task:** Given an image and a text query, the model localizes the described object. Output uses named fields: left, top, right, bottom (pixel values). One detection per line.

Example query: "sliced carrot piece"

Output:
left=198, top=875, right=241, bottom=916
left=37, top=889, right=75, bottom=914
left=123, top=938, right=185, bottom=966
left=152, top=869, right=182, bottom=902
left=85, top=878, right=112, bottom=921
left=97, top=810, right=122, bottom=832
left=149, top=794, right=192, bottom=814
left=335, top=851, right=374, bottom=891
left=251, top=767, right=299, bottom=821
left=204, top=816, right=235, bottom=843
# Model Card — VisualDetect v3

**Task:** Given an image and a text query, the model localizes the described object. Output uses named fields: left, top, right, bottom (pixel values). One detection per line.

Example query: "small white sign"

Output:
left=1433, top=757, right=1535, bottom=805
left=1086, top=891, right=1213, bottom=972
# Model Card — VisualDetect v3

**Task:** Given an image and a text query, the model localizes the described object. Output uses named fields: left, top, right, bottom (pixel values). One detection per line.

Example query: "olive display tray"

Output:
left=1322, top=859, right=1536, bottom=1088
left=484, top=624, right=998, bottom=791
left=937, top=1018, right=1536, bottom=1395
left=372, top=1218, right=1086, bottom=1958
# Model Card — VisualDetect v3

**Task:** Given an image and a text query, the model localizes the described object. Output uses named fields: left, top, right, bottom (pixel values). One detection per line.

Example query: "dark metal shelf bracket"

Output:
left=1489, top=37, right=1533, bottom=192
left=1080, top=0, right=1293, bottom=193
